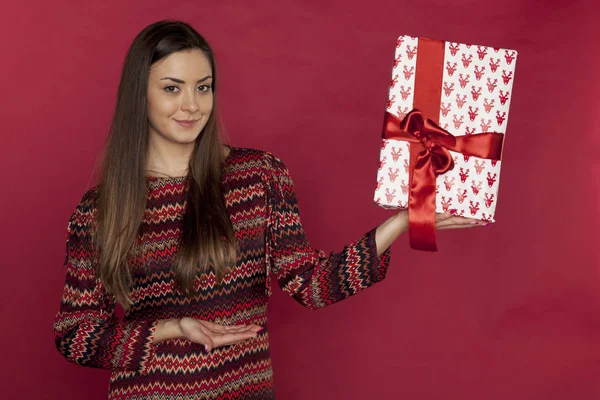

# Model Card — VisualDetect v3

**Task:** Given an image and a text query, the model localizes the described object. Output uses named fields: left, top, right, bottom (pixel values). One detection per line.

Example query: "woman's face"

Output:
left=146, top=49, right=213, bottom=146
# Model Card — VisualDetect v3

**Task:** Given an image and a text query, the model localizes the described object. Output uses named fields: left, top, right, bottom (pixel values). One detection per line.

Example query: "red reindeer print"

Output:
left=403, top=65, right=415, bottom=80
left=398, top=201, right=408, bottom=209
left=453, top=114, right=464, bottom=129
left=468, top=106, right=479, bottom=122
left=388, top=167, right=400, bottom=183
left=489, top=58, right=500, bottom=72
left=436, top=184, right=440, bottom=194
left=401, top=179, right=408, bottom=195
left=486, top=78, right=498, bottom=93
left=440, top=102, right=452, bottom=117
left=390, top=74, right=399, bottom=88
left=449, top=43, right=460, bottom=56
left=499, top=90, right=510, bottom=105
left=474, top=65, right=485, bottom=81
left=453, top=155, right=460, bottom=164
left=471, top=180, right=482, bottom=195
left=463, top=154, right=471, bottom=162
left=456, top=94, right=468, bottom=109
left=474, top=160, right=485, bottom=175
left=496, top=110, right=506, bottom=126
left=441, top=196, right=453, bottom=211
left=504, top=50, right=516, bottom=65
left=458, top=73, right=470, bottom=89
left=387, top=95, right=396, bottom=109
left=396, top=37, right=404, bottom=48
left=393, top=53, right=403, bottom=67
left=391, top=146, right=402, bottom=162
left=404, top=159, right=409, bottom=174
left=469, top=200, right=480, bottom=216
left=406, top=45, right=417, bottom=60
left=481, top=213, right=492, bottom=222
left=480, top=118, right=492, bottom=132
left=484, top=193, right=495, bottom=208
left=446, top=61, right=458, bottom=76
left=486, top=172, right=497, bottom=187
left=459, top=167, right=470, bottom=183
left=465, top=127, right=476, bottom=135
left=502, top=70, right=513, bottom=84
left=454, top=209, right=465, bottom=217
left=457, top=189, right=468, bottom=203
left=374, top=197, right=381, bottom=205
left=378, top=156, right=387, bottom=170
left=399, top=86, right=411, bottom=100
left=376, top=176, right=384, bottom=190
left=442, top=123, right=450, bottom=130
left=443, top=82, right=455, bottom=97
left=461, top=53, right=473, bottom=68
left=444, top=176, right=456, bottom=191
left=471, top=86, right=482, bottom=101
left=385, top=188, right=396, bottom=203
left=396, top=106, right=408, bottom=119
left=491, top=159, right=498, bottom=167
left=396, top=105, right=410, bottom=120
left=477, top=46, right=488, bottom=60
left=381, top=140, right=388, bottom=150
left=483, top=98, right=495, bottom=113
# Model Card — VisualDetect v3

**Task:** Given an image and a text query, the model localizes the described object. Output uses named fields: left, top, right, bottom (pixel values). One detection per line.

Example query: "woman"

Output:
left=53, top=20, right=482, bottom=400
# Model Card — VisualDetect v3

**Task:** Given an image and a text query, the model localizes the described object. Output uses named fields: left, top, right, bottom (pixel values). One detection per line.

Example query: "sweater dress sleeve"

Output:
left=53, top=188, right=158, bottom=374
left=263, top=152, right=392, bottom=309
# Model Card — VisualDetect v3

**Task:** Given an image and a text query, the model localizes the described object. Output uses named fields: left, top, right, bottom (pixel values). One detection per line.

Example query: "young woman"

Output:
left=53, top=20, right=482, bottom=400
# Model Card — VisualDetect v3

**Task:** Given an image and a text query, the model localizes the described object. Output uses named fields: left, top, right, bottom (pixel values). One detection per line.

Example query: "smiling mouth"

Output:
left=175, top=119, right=199, bottom=129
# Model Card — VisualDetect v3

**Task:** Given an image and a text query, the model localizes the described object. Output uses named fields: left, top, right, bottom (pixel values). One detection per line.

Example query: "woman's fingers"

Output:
left=201, top=320, right=255, bottom=333
left=436, top=215, right=483, bottom=227
left=180, top=318, right=264, bottom=351
left=437, top=223, right=480, bottom=230
left=212, top=330, right=260, bottom=348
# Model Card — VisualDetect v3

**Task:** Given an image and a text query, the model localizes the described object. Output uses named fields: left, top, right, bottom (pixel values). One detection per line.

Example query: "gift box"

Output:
left=373, top=35, right=517, bottom=250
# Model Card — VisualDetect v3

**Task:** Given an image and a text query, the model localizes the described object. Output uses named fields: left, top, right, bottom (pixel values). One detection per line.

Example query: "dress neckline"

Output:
left=145, top=145, right=235, bottom=182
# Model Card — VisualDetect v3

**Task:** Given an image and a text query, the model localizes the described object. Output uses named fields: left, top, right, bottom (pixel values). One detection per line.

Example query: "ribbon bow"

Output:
left=383, top=109, right=504, bottom=251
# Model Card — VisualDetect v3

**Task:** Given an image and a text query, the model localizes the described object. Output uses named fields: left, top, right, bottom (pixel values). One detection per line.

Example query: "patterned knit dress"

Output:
left=54, top=147, right=392, bottom=399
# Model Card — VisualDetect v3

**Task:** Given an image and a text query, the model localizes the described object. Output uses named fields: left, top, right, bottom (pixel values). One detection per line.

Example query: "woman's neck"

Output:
left=145, top=135, right=194, bottom=178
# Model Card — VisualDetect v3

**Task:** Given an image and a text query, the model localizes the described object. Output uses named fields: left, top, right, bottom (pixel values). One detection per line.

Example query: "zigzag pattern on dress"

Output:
left=54, top=147, right=392, bottom=399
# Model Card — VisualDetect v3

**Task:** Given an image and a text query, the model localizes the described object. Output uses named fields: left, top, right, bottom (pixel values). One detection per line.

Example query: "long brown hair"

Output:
left=94, top=20, right=236, bottom=307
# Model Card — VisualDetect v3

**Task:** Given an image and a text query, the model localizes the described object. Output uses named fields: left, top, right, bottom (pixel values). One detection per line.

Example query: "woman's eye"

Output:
left=164, top=86, right=179, bottom=93
left=198, top=84, right=212, bottom=92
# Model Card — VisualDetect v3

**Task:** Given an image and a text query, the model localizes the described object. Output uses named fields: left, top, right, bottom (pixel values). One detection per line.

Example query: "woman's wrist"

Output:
left=152, top=318, right=183, bottom=344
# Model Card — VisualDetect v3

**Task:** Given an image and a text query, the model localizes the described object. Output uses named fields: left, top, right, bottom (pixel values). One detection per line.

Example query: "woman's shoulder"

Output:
left=66, top=185, right=100, bottom=240
left=229, top=146, right=288, bottom=172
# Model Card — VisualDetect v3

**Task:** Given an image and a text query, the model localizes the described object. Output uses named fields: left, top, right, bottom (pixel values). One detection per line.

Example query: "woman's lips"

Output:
left=175, top=119, right=198, bottom=128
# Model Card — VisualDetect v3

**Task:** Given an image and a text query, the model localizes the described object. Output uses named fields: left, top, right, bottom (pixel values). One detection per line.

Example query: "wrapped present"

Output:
left=373, top=35, right=517, bottom=250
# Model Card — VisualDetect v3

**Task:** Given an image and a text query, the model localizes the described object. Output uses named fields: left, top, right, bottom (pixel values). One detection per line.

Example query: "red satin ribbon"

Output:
left=383, top=109, right=504, bottom=251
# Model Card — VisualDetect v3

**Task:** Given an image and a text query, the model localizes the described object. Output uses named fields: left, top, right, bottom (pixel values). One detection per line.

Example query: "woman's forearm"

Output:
left=375, top=211, right=408, bottom=256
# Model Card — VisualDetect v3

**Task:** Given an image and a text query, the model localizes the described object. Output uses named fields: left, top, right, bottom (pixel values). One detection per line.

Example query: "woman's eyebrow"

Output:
left=159, top=76, right=213, bottom=84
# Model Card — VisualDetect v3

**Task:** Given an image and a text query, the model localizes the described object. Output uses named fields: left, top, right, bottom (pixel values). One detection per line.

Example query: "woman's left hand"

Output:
left=435, top=210, right=488, bottom=230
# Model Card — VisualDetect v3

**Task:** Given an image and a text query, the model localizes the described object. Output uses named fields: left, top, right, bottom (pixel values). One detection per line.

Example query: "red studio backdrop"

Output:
left=1, top=1, right=599, bottom=399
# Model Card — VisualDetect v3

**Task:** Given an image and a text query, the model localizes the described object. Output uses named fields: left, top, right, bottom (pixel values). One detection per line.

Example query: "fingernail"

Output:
left=204, top=344, right=210, bottom=352
left=471, top=221, right=478, bottom=224
left=256, top=327, right=264, bottom=333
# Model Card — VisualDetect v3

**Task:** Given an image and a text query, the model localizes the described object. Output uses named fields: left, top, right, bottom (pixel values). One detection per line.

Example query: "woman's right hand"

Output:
left=178, top=317, right=263, bottom=352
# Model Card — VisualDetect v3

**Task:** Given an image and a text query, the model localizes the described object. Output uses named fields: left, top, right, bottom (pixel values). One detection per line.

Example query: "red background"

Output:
left=1, top=1, right=599, bottom=399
